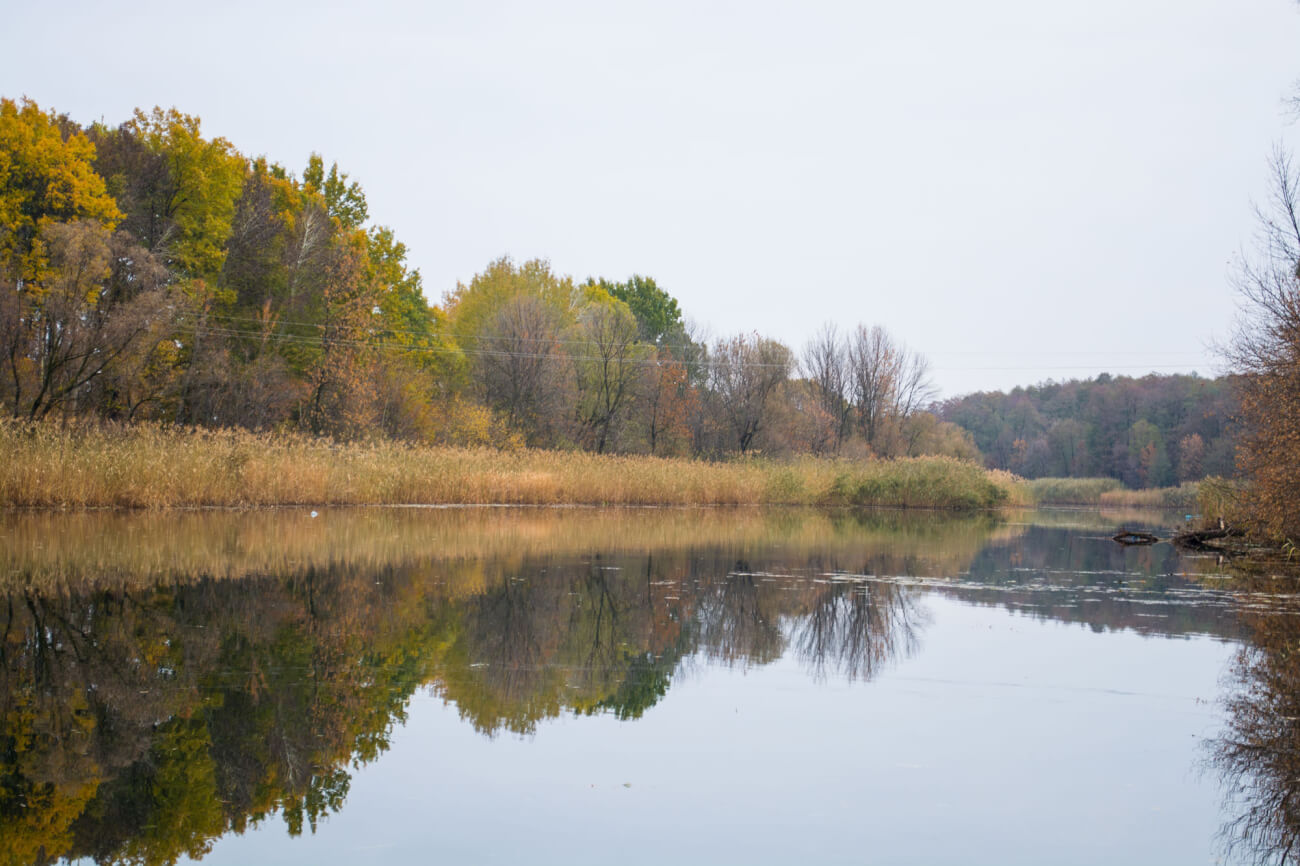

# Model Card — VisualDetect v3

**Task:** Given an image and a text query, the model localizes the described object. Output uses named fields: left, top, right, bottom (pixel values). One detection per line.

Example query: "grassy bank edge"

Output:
left=1024, top=476, right=1201, bottom=510
left=0, top=421, right=1029, bottom=510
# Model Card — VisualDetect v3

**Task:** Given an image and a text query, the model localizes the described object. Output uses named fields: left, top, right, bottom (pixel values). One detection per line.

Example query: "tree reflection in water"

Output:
left=1208, top=578, right=1300, bottom=866
left=792, top=579, right=924, bottom=682
left=0, top=543, right=928, bottom=865
left=0, top=506, right=1239, bottom=866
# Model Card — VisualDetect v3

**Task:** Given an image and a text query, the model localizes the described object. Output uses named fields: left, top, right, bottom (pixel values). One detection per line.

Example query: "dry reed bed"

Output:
left=1098, top=483, right=1199, bottom=509
left=1025, top=476, right=1199, bottom=510
left=1023, top=477, right=1124, bottom=505
left=0, top=422, right=1024, bottom=509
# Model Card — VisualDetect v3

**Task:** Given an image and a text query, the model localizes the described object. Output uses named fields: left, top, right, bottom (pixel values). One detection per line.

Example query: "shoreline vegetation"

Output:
left=0, top=421, right=1211, bottom=512
left=0, top=422, right=1025, bottom=509
left=1, top=96, right=1291, bottom=557
left=1023, top=477, right=1201, bottom=510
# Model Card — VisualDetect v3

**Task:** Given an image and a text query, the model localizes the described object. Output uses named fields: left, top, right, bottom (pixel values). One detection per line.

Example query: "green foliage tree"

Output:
left=600, top=274, right=684, bottom=346
left=303, top=153, right=369, bottom=229
left=96, top=107, right=245, bottom=284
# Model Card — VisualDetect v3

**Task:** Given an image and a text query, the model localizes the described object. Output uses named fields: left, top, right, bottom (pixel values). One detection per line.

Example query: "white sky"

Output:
left=4, top=0, right=1298, bottom=396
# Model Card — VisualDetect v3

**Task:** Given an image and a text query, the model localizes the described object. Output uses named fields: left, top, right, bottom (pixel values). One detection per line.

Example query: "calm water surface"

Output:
left=0, top=507, right=1294, bottom=865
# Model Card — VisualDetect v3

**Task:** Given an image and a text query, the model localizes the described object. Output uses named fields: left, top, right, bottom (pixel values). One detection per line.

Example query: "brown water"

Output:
left=0, top=506, right=1290, bottom=865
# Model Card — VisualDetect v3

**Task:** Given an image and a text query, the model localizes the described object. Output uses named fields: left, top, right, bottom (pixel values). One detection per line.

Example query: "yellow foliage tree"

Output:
left=0, top=97, right=121, bottom=286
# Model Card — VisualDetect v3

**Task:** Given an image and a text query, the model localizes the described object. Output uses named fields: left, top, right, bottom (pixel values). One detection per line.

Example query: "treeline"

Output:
left=937, top=373, right=1237, bottom=487
left=0, top=97, right=975, bottom=460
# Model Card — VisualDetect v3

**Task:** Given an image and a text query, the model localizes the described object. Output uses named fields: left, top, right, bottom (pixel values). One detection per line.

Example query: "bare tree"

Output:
left=800, top=323, right=853, bottom=453
left=639, top=350, right=694, bottom=456
left=575, top=301, right=642, bottom=453
left=475, top=295, right=573, bottom=445
left=846, top=324, right=936, bottom=457
left=848, top=324, right=899, bottom=452
left=1, top=221, right=172, bottom=420
left=708, top=333, right=792, bottom=454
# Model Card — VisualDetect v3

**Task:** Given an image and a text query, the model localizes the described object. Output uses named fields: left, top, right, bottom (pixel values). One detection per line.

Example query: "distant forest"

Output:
left=938, top=374, right=1237, bottom=487
left=0, top=97, right=1240, bottom=483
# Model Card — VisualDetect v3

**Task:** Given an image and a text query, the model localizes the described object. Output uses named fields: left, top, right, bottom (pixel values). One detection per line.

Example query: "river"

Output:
left=0, top=506, right=1289, bottom=865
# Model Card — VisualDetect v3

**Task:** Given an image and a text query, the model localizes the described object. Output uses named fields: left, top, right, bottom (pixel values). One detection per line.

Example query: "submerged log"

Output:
left=1112, top=531, right=1159, bottom=546
left=1172, top=527, right=1246, bottom=552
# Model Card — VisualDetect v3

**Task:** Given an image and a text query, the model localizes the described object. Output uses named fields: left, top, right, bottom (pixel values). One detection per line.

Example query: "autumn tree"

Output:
left=90, top=107, right=245, bottom=282
left=574, top=295, right=644, bottom=452
left=707, top=333, right=792, bottom=453
left=1227, top=147, right=1300, bottom=538
left=938, top=374, right=1236, bottom=482
left=448, top=258, right=590, bottom=446
left=640, top=350, right=696, bottom=456
left=0, top=98, right=121, bottom=283
left=303, top=232, right=381, bottom=437
left=800, top=323, right=853, bottom=454
left=1177, top=433, right=1205, bottom=483
left=475, top=294, right=573, bottom=444
left=763, top=378, right=839, bottom=456
left=1, top=220, right=170, bottom=419
left=846, top=324, right=935, bottom=457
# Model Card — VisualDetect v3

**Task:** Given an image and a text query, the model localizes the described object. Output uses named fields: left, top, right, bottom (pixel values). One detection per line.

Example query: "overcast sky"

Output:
left=5, top=0, right=1298, bottom=396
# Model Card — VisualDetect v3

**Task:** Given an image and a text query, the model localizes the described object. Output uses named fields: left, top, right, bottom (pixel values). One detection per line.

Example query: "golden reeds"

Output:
left=0, top=420, right=1022, bottom=509
left=1097, top=483, right=1200, bottom=509
left=1022, top=476, right=1200, bottom=509
left=1022, top=477, right=1124, bottom=505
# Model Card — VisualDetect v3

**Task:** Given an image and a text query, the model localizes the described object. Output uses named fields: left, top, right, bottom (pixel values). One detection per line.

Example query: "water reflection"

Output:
left=0, top=506, right=1270, bottom=865
left=1206, top=575, right=1300, bottom=866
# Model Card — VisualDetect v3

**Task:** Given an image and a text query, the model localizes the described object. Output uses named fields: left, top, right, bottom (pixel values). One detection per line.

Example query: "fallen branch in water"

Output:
left=1173, top=527, right=1247, bottom=553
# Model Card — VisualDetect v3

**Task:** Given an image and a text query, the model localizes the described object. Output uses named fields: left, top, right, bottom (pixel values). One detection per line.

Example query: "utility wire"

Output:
left=182, top=323, right=1220, bottom=374
left=198, top=312, right=1213, bottom=361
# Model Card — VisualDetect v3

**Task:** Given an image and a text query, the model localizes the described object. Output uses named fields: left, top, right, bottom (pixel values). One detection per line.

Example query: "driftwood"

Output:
left=1172, top=527, right=1247, bottom=552
left=1112, top=531, right=1159, bottom=546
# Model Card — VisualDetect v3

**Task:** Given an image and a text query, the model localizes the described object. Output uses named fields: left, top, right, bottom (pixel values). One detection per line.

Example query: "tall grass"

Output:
left=0, top=421, right=1023, bottom=510
left=1098, top=483, right=1199, bottom=510
left=1023, top=477, right=1123, bottom=505
left=1197, top=476, right=1248, bottom=526
left=1023, top=476, right=1199, bottom=510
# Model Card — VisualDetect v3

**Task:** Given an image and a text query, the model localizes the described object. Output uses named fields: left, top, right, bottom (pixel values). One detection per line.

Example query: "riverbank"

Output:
left=0, top=422, right=1026, bottom=509
left=1024, top=476, right=1200, bottom=509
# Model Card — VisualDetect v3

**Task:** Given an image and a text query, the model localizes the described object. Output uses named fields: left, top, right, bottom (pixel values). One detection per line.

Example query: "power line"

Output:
left=200, top=312, right=1214, bottom=362
left=182, top=323, right=1221, bottom=376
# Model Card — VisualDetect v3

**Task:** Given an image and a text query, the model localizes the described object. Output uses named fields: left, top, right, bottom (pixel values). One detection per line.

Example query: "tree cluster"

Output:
left=938, top=373, right=1237, bottom=487
left=0, top=97, right=981, bottom=461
